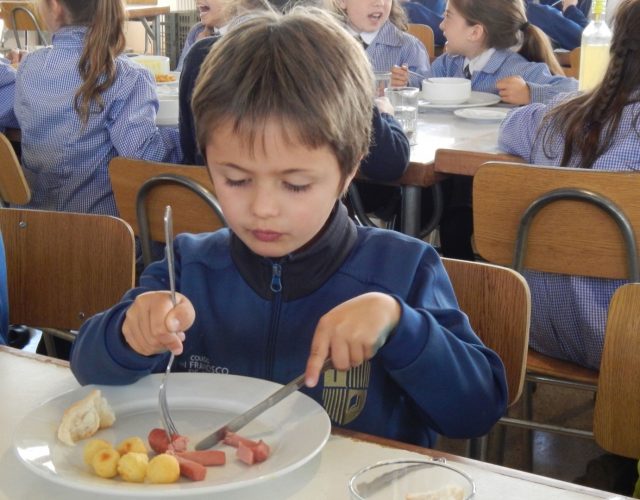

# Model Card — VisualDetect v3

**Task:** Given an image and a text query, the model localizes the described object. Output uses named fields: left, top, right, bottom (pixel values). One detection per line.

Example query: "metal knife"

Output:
left=195, top=358, right=333, bottom=450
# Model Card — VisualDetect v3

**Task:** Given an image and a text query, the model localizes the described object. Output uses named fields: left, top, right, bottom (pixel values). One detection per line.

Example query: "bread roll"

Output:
left=57, top=389, right=116, bottom=446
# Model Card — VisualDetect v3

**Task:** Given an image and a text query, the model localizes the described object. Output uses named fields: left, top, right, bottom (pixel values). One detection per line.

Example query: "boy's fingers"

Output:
left=165, top=294, right=195, bottom=333
left=305, top=340, right=330, bottom=388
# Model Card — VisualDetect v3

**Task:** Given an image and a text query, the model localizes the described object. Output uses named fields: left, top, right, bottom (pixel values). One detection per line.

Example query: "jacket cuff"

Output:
left=380, top=297, right=429, bottom=370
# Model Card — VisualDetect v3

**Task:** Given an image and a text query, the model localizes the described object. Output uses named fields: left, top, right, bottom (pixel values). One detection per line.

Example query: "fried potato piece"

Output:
left=116, top=436, right=147, bottom=456
left=117, top=452, right=149, bottom=483
left=147, top=453, right=180, bottom=484
left=91, top=447, right=121, bottom=478
left=155, top=73, right=176, bottom=83
left=83, top=438, right=113, bottom=465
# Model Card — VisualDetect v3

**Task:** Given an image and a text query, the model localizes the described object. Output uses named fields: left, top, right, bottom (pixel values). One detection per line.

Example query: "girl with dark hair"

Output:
left=498, top=0, right=640, bottom=369
left=14, top=0, right=181, bottom=216
left=431, top=0, right=576, bottom=104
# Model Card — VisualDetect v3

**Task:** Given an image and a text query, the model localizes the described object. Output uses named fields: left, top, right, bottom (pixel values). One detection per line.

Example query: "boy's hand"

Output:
left=391, top=64, right=409, bottom=87
left=375, top=96, right=394, bottom=115
left=122, top=291, right=195, bottom=357
left=496, top=76, right=531, bottom=105
left=305, top=293, right=401, bottom=387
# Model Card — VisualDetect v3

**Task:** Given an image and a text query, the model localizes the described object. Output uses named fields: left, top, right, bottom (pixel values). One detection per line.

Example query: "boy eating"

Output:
left=71, top=8, right=507, bottom=447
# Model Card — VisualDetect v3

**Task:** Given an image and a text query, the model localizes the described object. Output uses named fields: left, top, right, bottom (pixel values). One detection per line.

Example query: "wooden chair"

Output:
left=109, top=157, right=226, bottom=267
left=0, top=1, right=48, bottom=49
left=433, top=148, right=522, bottom=177
left=472, top=162, right=640, bottom=464
left=593, top=283, right=640, bottom=458
left=442, top=257, right=531, bottom=458
left=407, top=23, right=435, bottom=61
left=0, top=132, right=30, bottom=206
left=0, top=208, right=135, bottom=357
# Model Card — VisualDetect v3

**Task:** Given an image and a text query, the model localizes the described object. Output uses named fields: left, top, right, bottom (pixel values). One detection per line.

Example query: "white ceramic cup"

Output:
left=421, top=77, right=471, bottom=104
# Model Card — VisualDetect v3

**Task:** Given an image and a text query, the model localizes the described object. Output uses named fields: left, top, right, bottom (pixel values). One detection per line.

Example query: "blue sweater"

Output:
left=70, top=204, right=507, bottom=447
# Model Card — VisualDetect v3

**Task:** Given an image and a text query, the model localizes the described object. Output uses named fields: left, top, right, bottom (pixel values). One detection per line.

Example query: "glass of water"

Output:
left=384, top=87, right=419, bottom=142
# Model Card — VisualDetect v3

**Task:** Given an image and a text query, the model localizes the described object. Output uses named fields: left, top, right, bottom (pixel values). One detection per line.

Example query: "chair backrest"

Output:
left=593, top=283, right=640, bottom=458
left=567, top=47, right=580, bottom=78
left=0, top=1, right=48, bottom=47
left=0, top=133, right=30, bottom=205
left=442, top=257, right=531, bottom=406
left=109, top=157, right=226, bottom=265
left=0, top=208, right=135, bottom=330
left=407, top=23, right=435, bottom=60
left=473, top=162, right=640, bottom=280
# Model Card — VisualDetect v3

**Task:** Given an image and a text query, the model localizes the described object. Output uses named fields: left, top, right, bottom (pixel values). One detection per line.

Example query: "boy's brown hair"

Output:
left=191, top=7, right=373, bottom=186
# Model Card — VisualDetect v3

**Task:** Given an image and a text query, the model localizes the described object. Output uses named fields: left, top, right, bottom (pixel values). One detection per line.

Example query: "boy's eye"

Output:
left=284, top=182, right=311, bottom=193
left=225, top=178, right=249, bottom=187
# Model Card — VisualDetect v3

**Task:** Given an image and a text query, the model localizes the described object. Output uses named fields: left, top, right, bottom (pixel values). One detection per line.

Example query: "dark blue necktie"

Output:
left=463, top=64, right=472, bottom=79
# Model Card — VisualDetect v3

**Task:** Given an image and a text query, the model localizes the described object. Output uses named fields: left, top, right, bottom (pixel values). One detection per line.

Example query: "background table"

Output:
left=0, top=346, right=627, bottom=499
left=126, top=4, right=170, bottom=55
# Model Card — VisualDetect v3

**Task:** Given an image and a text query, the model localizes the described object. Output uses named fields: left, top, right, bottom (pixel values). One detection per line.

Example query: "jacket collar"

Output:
left=230, top=202, right=358, bottom=301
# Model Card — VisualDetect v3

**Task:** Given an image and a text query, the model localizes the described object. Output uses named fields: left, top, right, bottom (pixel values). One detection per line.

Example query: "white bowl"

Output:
left=421, top=77, right=471, bottom=105
left=349, top=459, right=475, bottom=500
left=131, top=55, right=170, bottom=75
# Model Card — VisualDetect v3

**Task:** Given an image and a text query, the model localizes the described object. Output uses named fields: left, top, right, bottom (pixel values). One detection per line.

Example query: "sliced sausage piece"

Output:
left=252, top=440, right=270, bottom=463
left=223, top=431, right=258, bottom=448
left=174, top=450, right=226, bottom=466
left=169, top=434, right=189, bottom=452
left=148, top=428, right=171, bottom=454
left=236, top=442, right=255, bottom=465
left=174, top=455, right=207, bottom=481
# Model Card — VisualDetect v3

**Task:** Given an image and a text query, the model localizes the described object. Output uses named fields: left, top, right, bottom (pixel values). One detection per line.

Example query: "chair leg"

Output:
left=468, top=434, right=488, bottom=461
left=522, top=380, right=535, bottom=472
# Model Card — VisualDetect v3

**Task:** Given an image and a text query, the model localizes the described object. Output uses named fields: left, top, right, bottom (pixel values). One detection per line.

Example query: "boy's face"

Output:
left=338, top=0, right=392, bottom=33
left=205, top=120, right=352, bottom=258
left=440, top=2, right=485, bottom=56
left=196, top=0, right=226, bottom=29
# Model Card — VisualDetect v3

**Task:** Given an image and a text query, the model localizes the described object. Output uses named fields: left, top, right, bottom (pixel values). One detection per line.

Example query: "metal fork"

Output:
left=158, top=205, right=179, bottom=438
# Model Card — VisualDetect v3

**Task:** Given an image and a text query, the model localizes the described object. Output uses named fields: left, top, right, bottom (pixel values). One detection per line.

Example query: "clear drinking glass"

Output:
left=374, top=71, right=391, bottom=98
left=384, top=86, right=419, bottom=141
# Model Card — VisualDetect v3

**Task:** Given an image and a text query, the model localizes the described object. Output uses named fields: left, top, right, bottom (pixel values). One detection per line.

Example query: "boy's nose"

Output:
left=250, top=187, right=279, bottom=218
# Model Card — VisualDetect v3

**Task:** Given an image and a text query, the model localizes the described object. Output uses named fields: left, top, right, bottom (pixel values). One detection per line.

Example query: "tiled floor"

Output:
left=434, top=382, right=638, bottom=496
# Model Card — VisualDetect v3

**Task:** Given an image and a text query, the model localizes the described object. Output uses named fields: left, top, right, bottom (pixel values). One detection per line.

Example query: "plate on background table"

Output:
left=13, top=373, right=330, bottom=497
left=419, top=91, right=501, bottom=110
left=454, top=107, right=510, bottom=122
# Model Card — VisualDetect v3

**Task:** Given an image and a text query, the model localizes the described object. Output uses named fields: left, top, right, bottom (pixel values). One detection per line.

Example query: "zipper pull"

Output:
left=270, top=263, right=282, bottom=293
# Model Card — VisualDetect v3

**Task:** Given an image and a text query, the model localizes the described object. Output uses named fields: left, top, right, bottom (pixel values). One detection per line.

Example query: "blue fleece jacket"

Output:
left=70, top=205, right=507, bottom=447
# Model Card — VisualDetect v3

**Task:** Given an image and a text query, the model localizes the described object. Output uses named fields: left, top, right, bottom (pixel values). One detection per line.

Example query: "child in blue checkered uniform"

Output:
left=14, top=0, right=181, bottom=216
left=499, top=0, right=640, bottom=370
left=332, top=0, right=431, bottom=87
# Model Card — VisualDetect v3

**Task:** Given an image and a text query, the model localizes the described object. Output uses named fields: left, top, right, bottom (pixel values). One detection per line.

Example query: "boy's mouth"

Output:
left=252, top=230, right=283, bottom=242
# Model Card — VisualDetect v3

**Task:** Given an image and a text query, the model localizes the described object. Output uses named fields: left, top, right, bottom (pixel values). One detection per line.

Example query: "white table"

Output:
left=0, top=346, right=627, bottom=499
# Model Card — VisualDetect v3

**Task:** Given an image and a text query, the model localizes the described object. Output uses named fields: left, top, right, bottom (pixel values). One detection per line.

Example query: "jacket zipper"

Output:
left=266, top=262, right=283, bottom=380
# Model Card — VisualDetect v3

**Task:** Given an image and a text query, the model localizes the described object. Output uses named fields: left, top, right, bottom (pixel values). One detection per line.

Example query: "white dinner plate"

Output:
left=13, top=373, right=331, bottom=497
left=419, top=91, right=501, bottom=110
left=453, top=107, right=510, bottom=122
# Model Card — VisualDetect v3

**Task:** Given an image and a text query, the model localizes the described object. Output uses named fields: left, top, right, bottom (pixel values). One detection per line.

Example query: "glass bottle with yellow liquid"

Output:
left=578, top=0, right=612, bottom=91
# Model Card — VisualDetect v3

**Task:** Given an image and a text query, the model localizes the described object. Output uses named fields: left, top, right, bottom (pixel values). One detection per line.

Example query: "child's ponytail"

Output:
left=519, top=22, right=564, bottom=76
left=60, top=0, right=126, bottom=124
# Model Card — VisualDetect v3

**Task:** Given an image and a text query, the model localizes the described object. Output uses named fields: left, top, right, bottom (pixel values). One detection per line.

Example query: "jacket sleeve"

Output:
left=107, top=66, right=183, bottom=164
left=378, top=246, right=509, bottom=438
left=359, top=107, right=410, bottom=182
left=70, top=249, right=180, bottom=385
left=0, top=61, right=18, bottom=131
left=179, top=36, right=219, bottom=166
left=498, top=102, right=548, bottom=161
left=521, top=61, right=578, bottom=103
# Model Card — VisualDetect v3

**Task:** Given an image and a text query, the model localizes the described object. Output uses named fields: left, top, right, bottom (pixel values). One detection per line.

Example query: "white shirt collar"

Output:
left=464, top=48, right=496, bottom=75
left=360, top=29, right=380, bottom=45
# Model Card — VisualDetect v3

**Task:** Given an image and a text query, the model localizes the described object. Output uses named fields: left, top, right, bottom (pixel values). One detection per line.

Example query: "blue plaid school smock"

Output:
left=498, top=94, right=640, bottom=369
left=14, top=27, right=182, bottom=216
left=430, top=49, right=577, bottom=103
left=366, top=20, right=431, bottom=88
left=0, top=59, right=18, bottom=130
